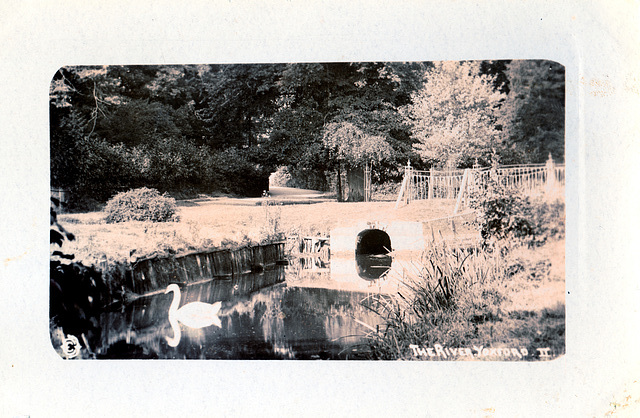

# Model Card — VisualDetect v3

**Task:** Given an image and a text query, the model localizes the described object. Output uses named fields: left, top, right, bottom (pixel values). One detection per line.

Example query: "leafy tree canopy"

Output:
left=50, top=60, right=565, bottom=204
left=405, top=61, right=507, bottom=168
left=322, top=121, right=393, bottom=169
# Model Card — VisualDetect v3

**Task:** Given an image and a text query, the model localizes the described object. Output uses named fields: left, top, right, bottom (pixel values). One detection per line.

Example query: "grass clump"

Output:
left=363, top=239, right=565, bottom=360
left=104, top=187, right=177, bottom=224
left=363, top=243, right=507, bottom=359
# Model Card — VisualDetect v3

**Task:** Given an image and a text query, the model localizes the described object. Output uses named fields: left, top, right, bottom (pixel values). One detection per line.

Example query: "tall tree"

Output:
left=197, top=64, right=285, bottom=150
left=265, top=62, right=424, bottom=187
left=502, top=60, right=565, bottom=163
left=405, top=61, right=507, bottom=169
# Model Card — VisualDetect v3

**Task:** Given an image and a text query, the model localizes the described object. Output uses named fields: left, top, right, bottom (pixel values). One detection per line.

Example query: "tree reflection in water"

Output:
left=92, top=265, right=383, bottom=359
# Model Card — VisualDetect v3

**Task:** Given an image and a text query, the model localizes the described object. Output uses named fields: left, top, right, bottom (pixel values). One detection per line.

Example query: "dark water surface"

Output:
left=93, top=255, right=406, bottom=360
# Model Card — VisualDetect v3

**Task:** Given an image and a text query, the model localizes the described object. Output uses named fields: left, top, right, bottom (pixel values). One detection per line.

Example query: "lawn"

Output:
left=57, top=197, right=468, bottom=267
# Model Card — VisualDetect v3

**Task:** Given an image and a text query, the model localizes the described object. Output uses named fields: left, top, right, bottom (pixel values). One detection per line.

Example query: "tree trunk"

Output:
left=336, top=165, right=343, bottom=202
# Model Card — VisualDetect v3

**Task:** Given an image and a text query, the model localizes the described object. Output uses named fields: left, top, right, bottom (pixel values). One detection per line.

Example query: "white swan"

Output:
left=165, top=283, right=222, bottom=347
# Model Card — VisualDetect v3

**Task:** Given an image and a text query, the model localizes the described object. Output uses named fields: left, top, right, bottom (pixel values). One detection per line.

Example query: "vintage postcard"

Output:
left=3, top=1, right=639, bottom=417
left=49, top=61, right=566, bottom=361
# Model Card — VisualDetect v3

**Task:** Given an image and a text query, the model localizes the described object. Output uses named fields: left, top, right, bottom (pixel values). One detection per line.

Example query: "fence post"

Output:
left=453, top=168, right=469, bottom=214
left=545, top=153, right=556, bottom=193
left=394, top=160, right=412, bottom=208
left=490, top=160, right=498, bottom=184
left=364, top=161, right=371, bottom=202
left=428, top=169, right=434, bottom=199
left=406, top=160, right=412, bottom=204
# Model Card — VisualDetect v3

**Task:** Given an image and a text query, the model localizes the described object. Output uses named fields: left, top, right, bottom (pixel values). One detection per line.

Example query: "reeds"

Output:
left=360, top=235, right=566, bottom=360
left=361, top=241, right=511, bottom=359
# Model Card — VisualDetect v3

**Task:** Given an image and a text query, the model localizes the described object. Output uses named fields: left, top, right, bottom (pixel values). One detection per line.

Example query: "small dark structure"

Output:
left=337, top=164, right=372, bottom=202
left=355, top=229, right=392, bottom=255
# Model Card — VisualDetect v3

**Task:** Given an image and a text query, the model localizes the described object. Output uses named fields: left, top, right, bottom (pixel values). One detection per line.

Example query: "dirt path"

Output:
left=267, top=186, right=327, bottom=198
left=176, top=186, right=334, bottom=207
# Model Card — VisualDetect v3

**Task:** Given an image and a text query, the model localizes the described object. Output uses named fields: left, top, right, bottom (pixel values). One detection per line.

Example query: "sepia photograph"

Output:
left=3, top=0, right=639, bottom=416
left=50, top=61, right=566, bottom=360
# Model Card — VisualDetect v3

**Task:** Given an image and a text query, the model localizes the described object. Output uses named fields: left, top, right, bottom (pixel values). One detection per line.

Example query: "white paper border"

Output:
left=1, top=1, right=639, bottom=416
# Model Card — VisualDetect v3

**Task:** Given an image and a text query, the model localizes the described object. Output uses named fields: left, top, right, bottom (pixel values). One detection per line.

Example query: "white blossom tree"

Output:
left=405, top=61, right=507, bottom=168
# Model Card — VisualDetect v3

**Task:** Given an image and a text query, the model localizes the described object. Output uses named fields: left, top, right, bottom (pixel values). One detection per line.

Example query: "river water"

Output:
left=92, top=254, right=413, bottom=360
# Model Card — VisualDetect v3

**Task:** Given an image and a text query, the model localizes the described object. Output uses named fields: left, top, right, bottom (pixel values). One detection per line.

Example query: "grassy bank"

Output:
left=57, top=197, right=466, bottom=268
left=363, top=238, right=565, bottom=360
left=54, top=188, right=565, bottom=361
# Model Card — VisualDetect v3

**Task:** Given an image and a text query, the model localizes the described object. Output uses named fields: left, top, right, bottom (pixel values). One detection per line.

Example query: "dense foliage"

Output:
left=405, top=61, right=507, bottom=168
left=50, top=198, right=106, bottom=358
left=104, top=187, right=177, bottom=223
left=50, top=61, right=564, bottom=207
left=469, top=176, right=565, bottom=245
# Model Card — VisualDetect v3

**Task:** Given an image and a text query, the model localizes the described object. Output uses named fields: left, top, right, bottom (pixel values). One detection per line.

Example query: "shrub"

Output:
left=74, top=137, right=133, bottom=201
left=210, top=148, right=270, bottom=197
left=371, top=181, right=401, bottom=201
left=104, top=187, right=177, bottom=223
left=468, top=177, right=534, bottom=242
left=530, top=197, right=565, bottom=241
left=468, top=175, right=565, bottom=246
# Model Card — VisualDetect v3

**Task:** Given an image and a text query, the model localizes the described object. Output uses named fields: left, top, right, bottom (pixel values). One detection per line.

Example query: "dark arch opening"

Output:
left=355, top=229, right=392, bottom=255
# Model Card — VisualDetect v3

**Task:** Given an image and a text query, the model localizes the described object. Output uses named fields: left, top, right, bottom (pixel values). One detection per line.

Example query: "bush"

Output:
left=74, top=137, right=133, bottom=202
left=468, top=176, right=534, bottom=242
left=212, top=148, right=270, bottom=197
left=468, top=176, right=565, bottom=245
left=104, top=187, right=177, bottom=223
left=531, top=197, right=565, bottom=241
left=371, top=181, right=401, bottom=201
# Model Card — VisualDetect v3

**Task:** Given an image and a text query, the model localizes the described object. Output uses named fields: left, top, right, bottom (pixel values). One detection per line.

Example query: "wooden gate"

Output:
left=344, top=163, right=372, bottom=202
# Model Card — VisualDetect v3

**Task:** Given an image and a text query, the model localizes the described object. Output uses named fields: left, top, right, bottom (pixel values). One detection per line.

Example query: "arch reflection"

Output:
left=355, top=254, right=392, bottom=281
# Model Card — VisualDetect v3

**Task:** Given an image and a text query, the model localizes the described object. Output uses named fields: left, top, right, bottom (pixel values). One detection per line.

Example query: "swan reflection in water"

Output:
left=165, top=283, right=222, bottom=347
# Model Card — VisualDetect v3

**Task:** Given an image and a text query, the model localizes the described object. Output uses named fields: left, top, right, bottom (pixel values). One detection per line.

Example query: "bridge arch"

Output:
left=355, top=229, right=392, bottom=255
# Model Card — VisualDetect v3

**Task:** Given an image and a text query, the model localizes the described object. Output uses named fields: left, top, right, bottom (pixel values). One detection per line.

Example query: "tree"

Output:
left=479, top=60, right=511, bottom=95
left=405, top=61, right=507, bottom=169
left=198, top=64, right=285, bottom=150
left=266, top=62, right=424, bottom=188
left=322, top=121, right=393, bottom=201
left=50, top=64, right=277, bottom=202
left=50, top=66, right=121, bottom=194
left=322, top=121, right=392, bottom=168
left=49, top=62, right=438, bottom=205
left=502, top=60, right=565, bottom=163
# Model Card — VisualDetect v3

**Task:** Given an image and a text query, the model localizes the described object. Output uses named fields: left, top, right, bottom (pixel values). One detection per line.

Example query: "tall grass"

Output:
left=359, top=238, right=567, bottom=360
left=362, top=239, right=565, bottom=360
